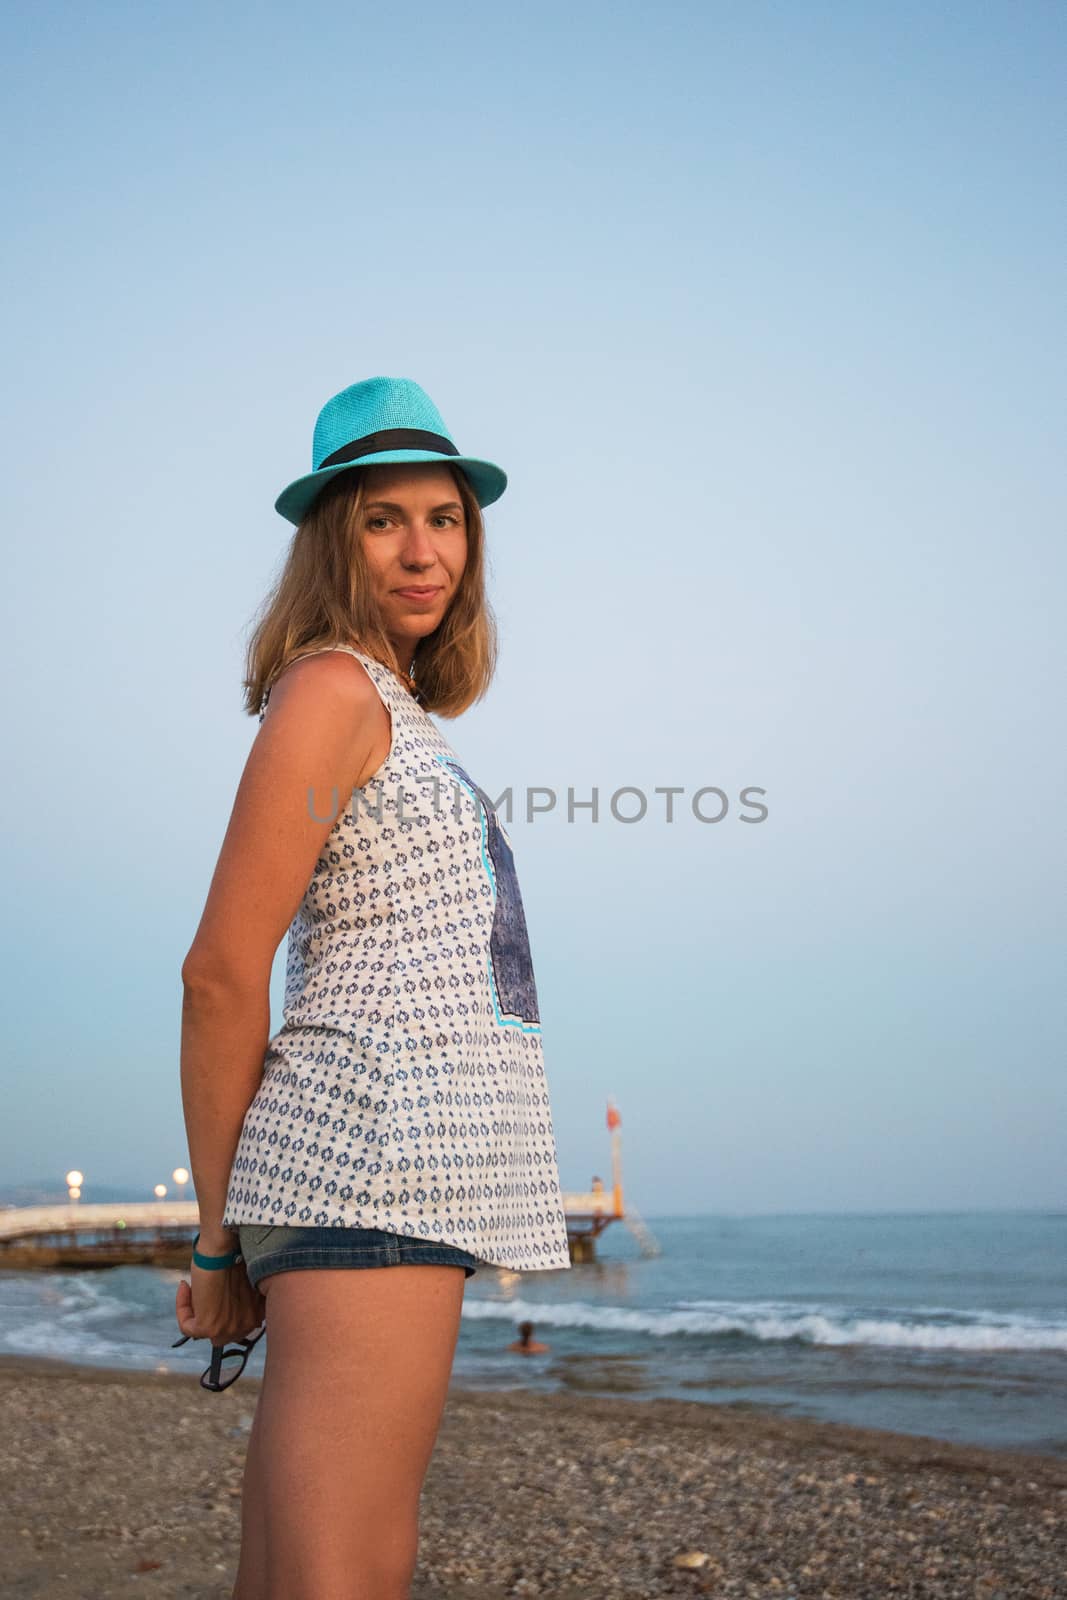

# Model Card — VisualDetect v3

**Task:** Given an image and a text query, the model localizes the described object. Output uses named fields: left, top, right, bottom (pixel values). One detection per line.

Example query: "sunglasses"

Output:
left=170, top=1322, right=266, bottom=1392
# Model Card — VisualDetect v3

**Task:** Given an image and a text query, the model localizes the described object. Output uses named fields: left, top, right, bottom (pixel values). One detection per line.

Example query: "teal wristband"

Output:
left=192, top=1230, right=241, bottom=1270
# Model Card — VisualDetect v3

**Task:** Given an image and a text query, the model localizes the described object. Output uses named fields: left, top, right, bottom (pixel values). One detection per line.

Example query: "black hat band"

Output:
left=318, top=428, right=461, bottom=470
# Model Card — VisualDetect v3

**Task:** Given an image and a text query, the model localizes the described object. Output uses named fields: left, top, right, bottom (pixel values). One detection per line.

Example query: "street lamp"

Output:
left=66, top=1169, right=84, bottom=1206
left=172, top=1167, right=190, bottom=1202
left=154, top=1183, right=167, bottom=1200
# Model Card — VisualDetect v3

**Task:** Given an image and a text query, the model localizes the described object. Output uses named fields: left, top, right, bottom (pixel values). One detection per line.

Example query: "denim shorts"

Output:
left=237, top=1223, right=480, bottom=1289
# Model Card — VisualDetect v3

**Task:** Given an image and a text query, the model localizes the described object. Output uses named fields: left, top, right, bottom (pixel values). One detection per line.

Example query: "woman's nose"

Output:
left=402, top=524, right=437, bottom=562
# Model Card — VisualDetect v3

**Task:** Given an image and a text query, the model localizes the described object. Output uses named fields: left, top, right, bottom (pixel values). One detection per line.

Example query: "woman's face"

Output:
left=356, top=463, right=469, bottom=660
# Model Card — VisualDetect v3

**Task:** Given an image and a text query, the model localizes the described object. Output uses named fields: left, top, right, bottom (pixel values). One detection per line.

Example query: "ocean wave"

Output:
left=461, top=1297, right=1067, bottom=1352
left=1, top=1319, right=146, bottom=1365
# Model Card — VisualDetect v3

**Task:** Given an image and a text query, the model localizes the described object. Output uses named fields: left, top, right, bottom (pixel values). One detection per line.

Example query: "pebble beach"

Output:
left=1, top=1353, right=1064, bottom=1600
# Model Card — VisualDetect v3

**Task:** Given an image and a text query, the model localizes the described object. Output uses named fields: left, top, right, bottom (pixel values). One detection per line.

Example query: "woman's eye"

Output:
left=366, top=514, right=459, bottom=530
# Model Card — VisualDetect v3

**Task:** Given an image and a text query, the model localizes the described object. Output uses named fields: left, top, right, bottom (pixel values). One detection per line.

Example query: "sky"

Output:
left=2, top=1, right=1063, bottom=1215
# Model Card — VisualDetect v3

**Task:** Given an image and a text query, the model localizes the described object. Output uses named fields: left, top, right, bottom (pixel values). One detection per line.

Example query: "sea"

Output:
left=2, top=1210, right=1064, bottom=1459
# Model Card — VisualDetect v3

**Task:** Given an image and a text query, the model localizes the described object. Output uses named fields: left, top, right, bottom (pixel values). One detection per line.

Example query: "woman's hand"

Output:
left=175, top=1257, right=266, bottom=1346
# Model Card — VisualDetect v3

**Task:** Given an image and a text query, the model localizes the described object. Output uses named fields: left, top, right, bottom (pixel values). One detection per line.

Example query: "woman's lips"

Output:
left=394, top=586, right=442, bottom=601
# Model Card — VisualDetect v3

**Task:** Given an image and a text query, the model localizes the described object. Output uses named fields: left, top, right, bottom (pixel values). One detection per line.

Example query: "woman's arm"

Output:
left=179, top=651, right=389, bottom=1252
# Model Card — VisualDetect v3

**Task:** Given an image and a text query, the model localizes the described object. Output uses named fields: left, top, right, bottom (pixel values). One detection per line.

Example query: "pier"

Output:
left=562, top=1097, right=659, bottom=1260
left=0, top=1201, right=202, bottom=1270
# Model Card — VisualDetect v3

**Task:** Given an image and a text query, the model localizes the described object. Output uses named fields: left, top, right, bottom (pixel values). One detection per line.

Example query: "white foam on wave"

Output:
left=461, top=1296, right=1067, bottom=1352
left=0, top=1269, right=181, bottom=1368
left=1, top=1318, right=143, bottom=1364
left=55, top=1280, right=136, bottom=1324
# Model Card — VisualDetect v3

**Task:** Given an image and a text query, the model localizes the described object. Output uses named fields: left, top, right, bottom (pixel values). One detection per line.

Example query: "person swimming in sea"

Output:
left=508, top=1320, right=549, bottom=1355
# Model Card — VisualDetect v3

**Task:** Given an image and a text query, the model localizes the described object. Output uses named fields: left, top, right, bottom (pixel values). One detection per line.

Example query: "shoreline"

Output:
left=1, top=1348, right=1063, bottom=1473
left=1, top=1352, right=1064, bottom=1598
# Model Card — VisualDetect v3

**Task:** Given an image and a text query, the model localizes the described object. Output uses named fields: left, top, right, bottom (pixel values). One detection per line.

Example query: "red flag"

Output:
left=606, top=1101, right=621, bottom=1130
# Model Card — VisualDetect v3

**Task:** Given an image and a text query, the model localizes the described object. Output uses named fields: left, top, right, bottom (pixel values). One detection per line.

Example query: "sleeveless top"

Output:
left=220, top=644, right=572, bottom=1274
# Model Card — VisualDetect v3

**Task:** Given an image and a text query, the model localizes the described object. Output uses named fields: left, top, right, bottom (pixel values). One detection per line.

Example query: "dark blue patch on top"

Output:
left=437, top=756, right=540, bottom=1028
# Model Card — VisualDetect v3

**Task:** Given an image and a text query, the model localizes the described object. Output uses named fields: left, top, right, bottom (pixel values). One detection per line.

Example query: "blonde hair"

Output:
left=242, top=464, right=498, bottom=718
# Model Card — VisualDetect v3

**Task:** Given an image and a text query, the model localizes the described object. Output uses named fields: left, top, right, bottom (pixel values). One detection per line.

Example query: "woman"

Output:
left=176, top=376, right=572, bottom=1600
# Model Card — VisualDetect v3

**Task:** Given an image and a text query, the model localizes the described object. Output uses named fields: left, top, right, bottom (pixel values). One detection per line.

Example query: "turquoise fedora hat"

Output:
left=274, top=376, right=508, bottom=525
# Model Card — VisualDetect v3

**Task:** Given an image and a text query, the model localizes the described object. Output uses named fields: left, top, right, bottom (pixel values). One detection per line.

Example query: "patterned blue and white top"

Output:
left=221, top=644, right=572, bottom=1274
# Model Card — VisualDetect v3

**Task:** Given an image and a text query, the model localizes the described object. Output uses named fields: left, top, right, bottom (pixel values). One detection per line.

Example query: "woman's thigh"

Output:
left=254, top=1262, right=467, bottom=1598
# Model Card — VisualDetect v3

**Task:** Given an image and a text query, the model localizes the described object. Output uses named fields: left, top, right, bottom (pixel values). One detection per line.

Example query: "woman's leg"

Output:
left=231, top=1367, right=270, bottom=1600
left=247, top=1262, right=467, bottom=1600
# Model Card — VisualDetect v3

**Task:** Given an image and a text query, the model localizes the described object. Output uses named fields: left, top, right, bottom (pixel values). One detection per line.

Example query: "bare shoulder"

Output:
left=258, top=649, right=390, bottom=794
left=266, top=648, right=382, bottom=719
left=181, top=651, right=387, bottom=986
